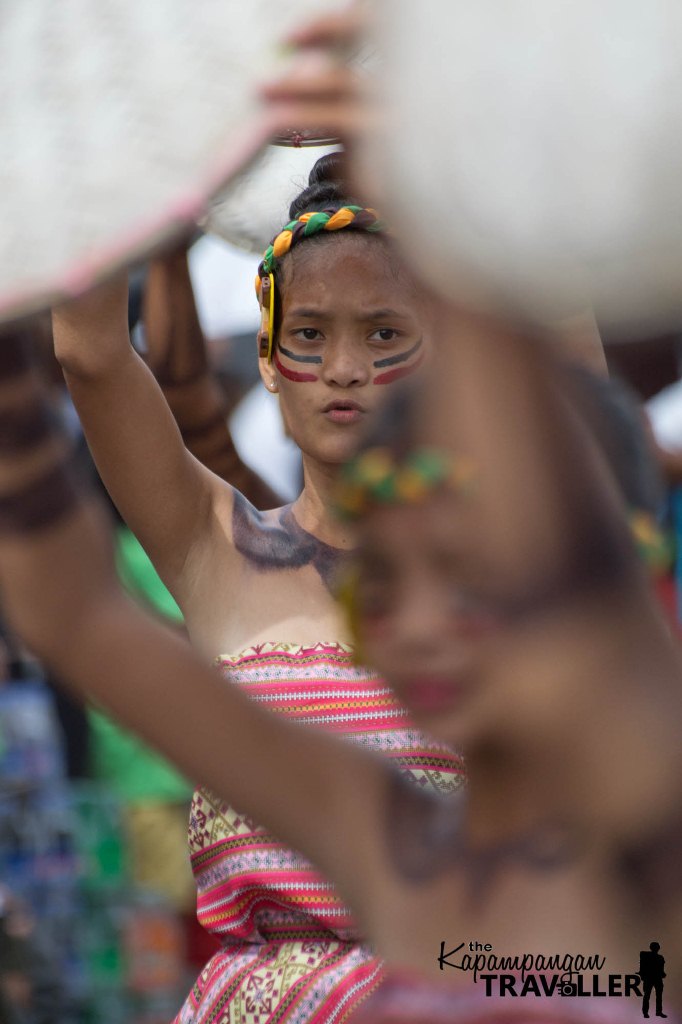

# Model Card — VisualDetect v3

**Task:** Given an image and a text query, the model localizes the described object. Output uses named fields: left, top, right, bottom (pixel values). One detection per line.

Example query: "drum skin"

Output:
left=0, top=0, right=338, bottom=323
left=365, top=0, right=682, bottom=331
left=204, top=143, right=340, bottom=255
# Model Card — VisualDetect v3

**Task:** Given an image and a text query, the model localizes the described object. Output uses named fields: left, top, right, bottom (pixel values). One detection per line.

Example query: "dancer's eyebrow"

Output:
left=285, top=307, right=412, bottom=321
left=363, top=309, right=411, bottom=321
left=286, top=307, right=330, bottom=319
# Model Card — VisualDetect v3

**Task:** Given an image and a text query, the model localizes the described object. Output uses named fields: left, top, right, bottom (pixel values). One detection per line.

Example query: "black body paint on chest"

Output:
left=232, top=491, right=345, bottom=592
left=386, top=771, right=579, bottom=901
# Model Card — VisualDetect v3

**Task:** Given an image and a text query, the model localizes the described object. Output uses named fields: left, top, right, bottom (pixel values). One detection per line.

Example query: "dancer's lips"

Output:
left=322, top=399, right=366, bottom=424
left=402, top=676, right=467, bottom=714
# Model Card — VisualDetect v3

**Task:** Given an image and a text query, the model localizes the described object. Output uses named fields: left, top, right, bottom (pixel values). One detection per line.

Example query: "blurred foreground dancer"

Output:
left=337, top=324, right=682, bottom=1021
left=1, top=315, right=681, bottom=1022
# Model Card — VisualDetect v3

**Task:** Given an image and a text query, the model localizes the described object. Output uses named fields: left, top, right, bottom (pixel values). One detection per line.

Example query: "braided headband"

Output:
left=255, top=205, right=384, bottom=363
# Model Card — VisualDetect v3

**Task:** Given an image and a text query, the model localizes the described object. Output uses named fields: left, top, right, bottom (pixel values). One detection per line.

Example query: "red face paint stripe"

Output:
left=274, top=351, right=318, bottom=382
left=373, top=353, right=425, bottom=385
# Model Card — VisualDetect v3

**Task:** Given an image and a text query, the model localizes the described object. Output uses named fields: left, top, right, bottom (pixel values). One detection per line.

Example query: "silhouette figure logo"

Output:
left=638, top=942, right=667, bottom=1019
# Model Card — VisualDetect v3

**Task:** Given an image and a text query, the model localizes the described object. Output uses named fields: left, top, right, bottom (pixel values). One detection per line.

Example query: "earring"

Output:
left=268, top=381, right=278, bottom=392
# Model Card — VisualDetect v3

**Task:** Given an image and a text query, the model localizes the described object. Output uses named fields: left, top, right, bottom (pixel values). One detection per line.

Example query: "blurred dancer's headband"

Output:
left=336, top=445, right=672, bottom=575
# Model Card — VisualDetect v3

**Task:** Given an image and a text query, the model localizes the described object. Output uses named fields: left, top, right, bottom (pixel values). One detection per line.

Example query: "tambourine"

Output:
left=0, top=0, right=340, bottom=324
left=367, top=0, right=682, bottom=332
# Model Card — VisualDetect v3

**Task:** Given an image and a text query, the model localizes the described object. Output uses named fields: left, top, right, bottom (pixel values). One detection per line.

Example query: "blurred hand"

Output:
left=259, top=5, right=377, bottom=167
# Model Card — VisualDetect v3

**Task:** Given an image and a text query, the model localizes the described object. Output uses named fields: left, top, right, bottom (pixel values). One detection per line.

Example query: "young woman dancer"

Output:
left=49, top=159, right=465, bottom=1022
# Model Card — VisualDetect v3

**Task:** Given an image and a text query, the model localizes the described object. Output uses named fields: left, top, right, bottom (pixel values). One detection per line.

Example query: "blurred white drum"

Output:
left=0, top=0, right=338, bottom=323
left=367, top=0, right=682, bottom=331
left=205, top=143, right=341, bottom=255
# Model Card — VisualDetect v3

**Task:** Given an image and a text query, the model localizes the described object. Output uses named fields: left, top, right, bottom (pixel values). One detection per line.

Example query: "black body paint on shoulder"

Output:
left=386, top=770, right=579, bottom=900
left=0, top=403, right=57, bottom=453
left=0, top=456, right=82, bottom=535
left=0, top=330, right=35, bottom=378
left=232, top=490, right=345, bottom=592
left=0, top=330, right=86, bottom=535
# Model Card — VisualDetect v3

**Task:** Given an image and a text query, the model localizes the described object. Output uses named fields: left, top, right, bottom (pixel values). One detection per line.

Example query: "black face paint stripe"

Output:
left=0, top=455, right=83, bottom=535
left=373, top=336, right=423, bottom=369
left=277, top=344, right=323, bottom=365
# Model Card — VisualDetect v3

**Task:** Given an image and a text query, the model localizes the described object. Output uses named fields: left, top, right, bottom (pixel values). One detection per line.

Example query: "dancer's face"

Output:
left=353, top=487, right=506, bottom=748
left=259, top=234, right=428, bottom=466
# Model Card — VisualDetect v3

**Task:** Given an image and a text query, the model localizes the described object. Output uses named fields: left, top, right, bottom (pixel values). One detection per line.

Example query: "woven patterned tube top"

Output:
left=178, top=642, right=465, bottom=1024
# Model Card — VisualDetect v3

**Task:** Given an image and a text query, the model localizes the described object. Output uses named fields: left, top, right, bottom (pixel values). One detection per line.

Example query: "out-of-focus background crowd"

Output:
left=0, top=234, right=302, bottom=1024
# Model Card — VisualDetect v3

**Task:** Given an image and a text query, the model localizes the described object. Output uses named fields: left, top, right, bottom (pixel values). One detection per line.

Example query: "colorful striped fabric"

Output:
left=176, top=642, right=465, bottom=1024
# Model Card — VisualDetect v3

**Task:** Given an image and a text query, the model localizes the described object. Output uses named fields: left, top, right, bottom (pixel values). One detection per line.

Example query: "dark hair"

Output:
left=288, top=152, right=358, bottom=219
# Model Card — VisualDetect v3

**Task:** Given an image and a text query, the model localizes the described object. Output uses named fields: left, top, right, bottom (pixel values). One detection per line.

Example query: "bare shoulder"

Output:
left=172, top=466, right=240, bottom=597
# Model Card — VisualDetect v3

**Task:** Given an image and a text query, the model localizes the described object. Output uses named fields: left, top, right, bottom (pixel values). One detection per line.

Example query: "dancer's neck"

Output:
left=291, top=454, right=356, bottom=549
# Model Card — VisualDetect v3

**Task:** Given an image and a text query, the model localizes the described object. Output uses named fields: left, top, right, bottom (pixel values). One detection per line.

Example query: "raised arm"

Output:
left=51, top=275, right=227, bottom=600
left=143, top=244, right=282, bottom=509
left=0, top=326, right=389, bottom=924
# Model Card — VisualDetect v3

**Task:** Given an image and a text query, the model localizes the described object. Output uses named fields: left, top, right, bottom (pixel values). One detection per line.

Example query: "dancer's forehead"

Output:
left=279, top=232, right=420, bottom=307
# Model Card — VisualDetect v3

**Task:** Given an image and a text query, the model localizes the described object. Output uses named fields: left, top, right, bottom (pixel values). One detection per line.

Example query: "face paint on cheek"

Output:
left=277, top=344, right=322, bottom=366
left=372, top=337, right=425, bottom=385
left=273, top=350, right=319, bottom=383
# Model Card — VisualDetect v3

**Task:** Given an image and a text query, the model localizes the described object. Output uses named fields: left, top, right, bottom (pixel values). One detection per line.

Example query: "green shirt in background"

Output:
left=88, top=526, right=192, bottom=804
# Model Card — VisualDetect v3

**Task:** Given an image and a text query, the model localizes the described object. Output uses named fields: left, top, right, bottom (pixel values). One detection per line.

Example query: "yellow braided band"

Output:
left=256, top=206, right=383, bottom=284
left=335, top=447, right=476, bottom=520
left=255, top=205, right=384, bottom=363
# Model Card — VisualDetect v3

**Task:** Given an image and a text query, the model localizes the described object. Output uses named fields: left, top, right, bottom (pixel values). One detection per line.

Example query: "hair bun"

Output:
left=308, top=152, right=345, bottom=187
left=288, top=151, right=357, bottom=219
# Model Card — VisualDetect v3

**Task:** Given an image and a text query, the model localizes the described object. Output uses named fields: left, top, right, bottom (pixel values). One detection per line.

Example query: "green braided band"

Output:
left=259, top=205, right=384, bottom=280
left=335, top=446, right=476, bottom=520
left=629, top=510, right=674, bottom=575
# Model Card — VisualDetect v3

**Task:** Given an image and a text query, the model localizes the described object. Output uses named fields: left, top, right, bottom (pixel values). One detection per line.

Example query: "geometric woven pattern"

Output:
left=177, top=642, right=466, bottom=1024
left=0, top=0, right=333, bottom=322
